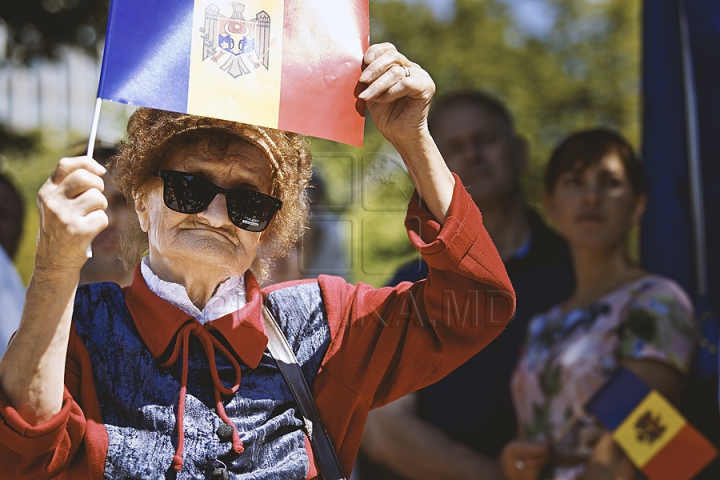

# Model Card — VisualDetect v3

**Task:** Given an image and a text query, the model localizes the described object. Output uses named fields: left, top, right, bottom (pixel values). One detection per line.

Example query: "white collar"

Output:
left=140, top=257, right=247, bottom=324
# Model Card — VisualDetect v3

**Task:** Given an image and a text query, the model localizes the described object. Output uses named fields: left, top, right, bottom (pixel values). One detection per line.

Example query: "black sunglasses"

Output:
left=156, top=170, right=282, bottom=232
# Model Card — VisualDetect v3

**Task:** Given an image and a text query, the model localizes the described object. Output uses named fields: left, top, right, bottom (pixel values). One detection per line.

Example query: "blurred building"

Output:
left=0, top=44, right=132, bottom=142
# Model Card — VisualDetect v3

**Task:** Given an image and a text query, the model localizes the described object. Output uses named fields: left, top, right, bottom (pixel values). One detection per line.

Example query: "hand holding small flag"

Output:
left=586, top=367, right=717, bottom=480
left=499, top=439, right=551, bottom=480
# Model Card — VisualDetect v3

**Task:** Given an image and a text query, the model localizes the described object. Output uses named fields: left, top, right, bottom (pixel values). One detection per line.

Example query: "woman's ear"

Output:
left=631, top=193, right=648, bottom=226
left=134, top=187, right=150, bottom=233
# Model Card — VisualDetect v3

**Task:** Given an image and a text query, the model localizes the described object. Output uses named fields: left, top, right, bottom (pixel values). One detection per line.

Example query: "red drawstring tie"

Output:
left=161, top=321, right=244, bottom=471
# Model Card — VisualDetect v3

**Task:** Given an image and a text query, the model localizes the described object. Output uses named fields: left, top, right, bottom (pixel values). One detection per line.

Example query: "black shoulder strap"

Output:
left=262, top=305, right=347, bottom=480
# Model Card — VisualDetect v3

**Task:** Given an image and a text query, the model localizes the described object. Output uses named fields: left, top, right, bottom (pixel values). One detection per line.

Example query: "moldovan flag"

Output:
left=586, top=367, right=717, bottom=480
left=98, top=0, right=369, bottom=146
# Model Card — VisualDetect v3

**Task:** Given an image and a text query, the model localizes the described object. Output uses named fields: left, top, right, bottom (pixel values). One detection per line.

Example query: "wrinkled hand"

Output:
left=358, top=43, right=435, bottom=145
left=499, top=440, right=550, bottom=480
left=34, top=156, right=109, bottom=278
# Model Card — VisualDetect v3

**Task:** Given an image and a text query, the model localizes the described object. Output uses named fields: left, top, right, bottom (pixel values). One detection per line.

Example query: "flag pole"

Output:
left=677, top=0, right=720, bottom=389
left=677, top=0, right=707, bottom=297
left=552, top=409, right=584, bottom=445
left=85, top=97, right=103, bottom=258
left=87, top=97, right=103, bottom=159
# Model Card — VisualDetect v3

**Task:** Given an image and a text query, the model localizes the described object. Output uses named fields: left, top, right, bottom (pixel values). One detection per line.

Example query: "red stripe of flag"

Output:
left=278, top=0, right=369, bottom=146
left=641, top=423, right=717, bottom=480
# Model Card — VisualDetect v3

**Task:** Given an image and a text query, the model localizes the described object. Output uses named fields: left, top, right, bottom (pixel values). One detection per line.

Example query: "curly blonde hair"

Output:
left=109, top=108, right=312, bottom=283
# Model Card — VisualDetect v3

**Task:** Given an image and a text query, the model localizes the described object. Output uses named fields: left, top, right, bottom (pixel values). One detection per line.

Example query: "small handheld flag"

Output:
left=586, top=367, right=717, bottom=480
left=97, top=0, right=369, bottom=146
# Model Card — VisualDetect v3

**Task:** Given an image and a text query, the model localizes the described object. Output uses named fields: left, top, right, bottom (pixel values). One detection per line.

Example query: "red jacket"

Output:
left=0, top=175, right=514, bottom=478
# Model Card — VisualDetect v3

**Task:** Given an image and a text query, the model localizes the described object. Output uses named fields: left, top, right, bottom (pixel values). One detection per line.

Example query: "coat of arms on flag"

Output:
left=634, top=410, right=666, bottom=443
left=201, top=2, right=272, bottom=78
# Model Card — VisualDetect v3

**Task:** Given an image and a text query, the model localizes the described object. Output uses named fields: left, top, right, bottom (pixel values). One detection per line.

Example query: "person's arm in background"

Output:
left=362, top=393, right=503, bottom=480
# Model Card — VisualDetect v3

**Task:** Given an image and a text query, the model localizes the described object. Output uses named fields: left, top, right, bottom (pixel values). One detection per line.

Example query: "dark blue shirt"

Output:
left=389, top=210, right=575, bottom=459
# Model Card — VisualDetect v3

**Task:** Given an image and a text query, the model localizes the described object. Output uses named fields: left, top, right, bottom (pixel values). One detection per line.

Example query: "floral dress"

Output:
left=511, top=275, right=697, bottom=480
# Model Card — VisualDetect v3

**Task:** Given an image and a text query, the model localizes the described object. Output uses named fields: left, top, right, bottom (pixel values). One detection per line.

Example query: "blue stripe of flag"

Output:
left=585, top=367, right=652, bottom=431
left=98, top=0, right=193, bottom=114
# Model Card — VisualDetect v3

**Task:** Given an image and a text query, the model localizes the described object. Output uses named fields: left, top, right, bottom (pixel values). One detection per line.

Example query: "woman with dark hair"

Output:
left=500, top=129, right=696, bottom=480
left=0, top=44, right=515, bottom=479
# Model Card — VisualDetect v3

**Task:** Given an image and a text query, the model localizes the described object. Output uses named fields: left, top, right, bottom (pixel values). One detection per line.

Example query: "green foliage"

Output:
left=0, top=0, right=110, bottom=63
left=368, top=0, right=640, bottom=206
left=324, top=0, right=642, bottom=286
left=310, top=133, right=419, bottom=286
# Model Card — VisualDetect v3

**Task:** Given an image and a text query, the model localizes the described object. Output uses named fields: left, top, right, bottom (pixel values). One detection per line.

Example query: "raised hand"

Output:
left=35, top=156, right=109, bottom=278
left=358, top=42, right=435, bottom=145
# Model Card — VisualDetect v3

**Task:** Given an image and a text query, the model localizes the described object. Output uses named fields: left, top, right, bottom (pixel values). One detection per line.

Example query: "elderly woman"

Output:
left=0, top=44, right=514, bottom=479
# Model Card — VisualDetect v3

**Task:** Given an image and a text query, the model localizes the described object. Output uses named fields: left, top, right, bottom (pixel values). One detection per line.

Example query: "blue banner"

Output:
left=641, top=1, right=720, bottom=475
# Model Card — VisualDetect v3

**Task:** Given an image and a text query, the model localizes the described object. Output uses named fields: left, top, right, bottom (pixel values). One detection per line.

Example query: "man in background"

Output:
left=358, top=90, right=575, bottom=479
